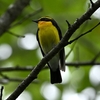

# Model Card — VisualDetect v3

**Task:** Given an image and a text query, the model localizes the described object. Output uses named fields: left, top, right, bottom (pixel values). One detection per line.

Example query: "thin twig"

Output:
left=66, top=62, right=100, bottom=66
left=10, top=8, right=43, bottom=28
left=66, top=20, right=71, bottom=29
left=90, top=0, right=94, bottom=7
left=91, top=51, right=100, bottom=62
left=7, top=31, right=25, bottom=38
left=68, top=22, right=100, bottom=44
left=75, top=46, right=80, bottom=68
left=0, top=73, right=38, bottom=84
left=0, top=86, right=4, bottom=100
left=0, top=66, right=33, bottom=72
left=1, top=61, right=100, bottom=73
left=0, top=0, right=31, bottom=36
left=65, top=42, right=76, bottom=59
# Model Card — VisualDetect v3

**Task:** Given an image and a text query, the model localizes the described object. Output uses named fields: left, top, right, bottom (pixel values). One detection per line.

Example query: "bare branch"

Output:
left=66, top=20, right=71, bottom=29
left=0, top=86, right=4, bottom=100
left=91, top=51, right=100, bottom=62
left=66, top=62, right=100, bottom=66
left=90, top=0, right=94, bottom=7
left=0, top=66, right=33, bottom=72
left=65, top=42, right=76, bottom=59
left=0, top=77, right=38, bottom=84
left=0, top=0, right=31, bottom=36
left=7, top=31, right=25, bottom=38
left=1, top=61, right=100, bottom=73
left=68, top=22, right=100, bottom=44
left=0, top=73, right=38, bottom=84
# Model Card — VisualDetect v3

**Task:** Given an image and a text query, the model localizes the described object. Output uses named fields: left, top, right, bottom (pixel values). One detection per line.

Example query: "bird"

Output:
left=33, top=16, right=65, bottom=84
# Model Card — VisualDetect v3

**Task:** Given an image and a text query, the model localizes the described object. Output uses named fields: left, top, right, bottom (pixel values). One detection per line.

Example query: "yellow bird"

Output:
left=33, top=17, right=65, bottom=84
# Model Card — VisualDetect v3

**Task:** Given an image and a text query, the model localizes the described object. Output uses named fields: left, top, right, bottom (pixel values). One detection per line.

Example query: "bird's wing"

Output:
left=36, top=29, right=45, bottom=56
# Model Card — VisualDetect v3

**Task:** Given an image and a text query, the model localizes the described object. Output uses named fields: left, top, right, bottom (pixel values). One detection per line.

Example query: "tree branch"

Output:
left=91, top=51, right=100, bottom=62
left=0, top=73, right=38, bottom=84
left=0, top=86, right=3, bottom=100
left=0, top=0, right=31, bottom=36
left=6, top=0, right=100, bottom=100
left=0, top=66, right=33, bottom=72
left=68, top=22, right=100, bottom=44
left=66, top=62, right=100, bottom=66
left=90, top=0, right=94, bottom=7
left=1, top=61, right=100, bottom=73
left=7, top=30, right=25, bottom=38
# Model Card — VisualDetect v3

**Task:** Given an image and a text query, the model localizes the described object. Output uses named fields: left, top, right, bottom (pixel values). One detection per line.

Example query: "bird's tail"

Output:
left=50, top=67, right=62, bottom=84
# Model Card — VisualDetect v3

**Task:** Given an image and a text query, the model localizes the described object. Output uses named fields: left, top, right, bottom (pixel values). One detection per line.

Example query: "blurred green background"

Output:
left=0, top=0, right=100, bottom=100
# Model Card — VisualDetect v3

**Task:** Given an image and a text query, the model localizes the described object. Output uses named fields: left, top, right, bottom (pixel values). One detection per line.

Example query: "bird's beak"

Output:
left=32, top=20, right=38, bottom=23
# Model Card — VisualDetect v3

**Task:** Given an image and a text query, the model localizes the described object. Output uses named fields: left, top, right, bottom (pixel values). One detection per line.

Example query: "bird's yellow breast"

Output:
left=38, top=21, right=60, bottom=53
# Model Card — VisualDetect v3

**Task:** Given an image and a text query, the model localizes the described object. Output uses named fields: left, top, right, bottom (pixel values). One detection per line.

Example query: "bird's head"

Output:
left=33, top=17, right=56, bottom=29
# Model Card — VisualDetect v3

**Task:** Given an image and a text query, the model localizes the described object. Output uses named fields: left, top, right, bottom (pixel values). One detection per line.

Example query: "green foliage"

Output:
left=0, top=0, right=100, bottom=100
